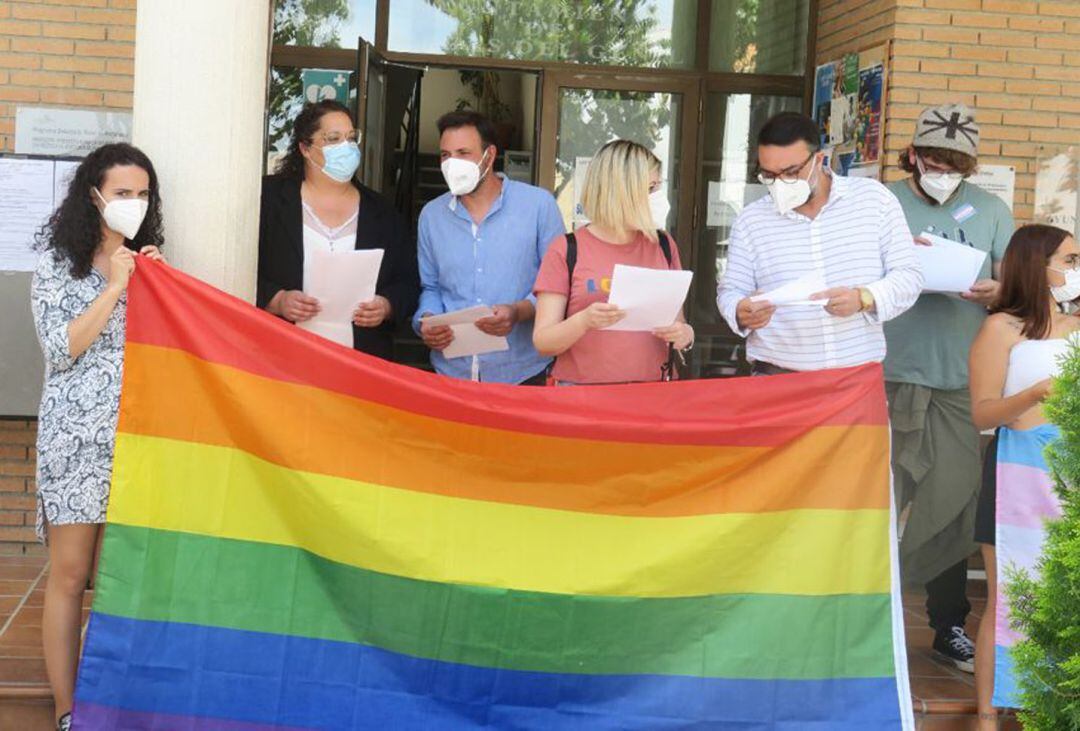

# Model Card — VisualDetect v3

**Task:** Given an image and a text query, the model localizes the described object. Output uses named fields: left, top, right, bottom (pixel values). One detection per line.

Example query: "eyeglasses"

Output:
left=916, top=155, right=962, bottom=180
left=756, top=153, right=814, bottom=185
left=315, top=130, right=359, bottom=145
left=1051, top=258, right=1080, bottom=272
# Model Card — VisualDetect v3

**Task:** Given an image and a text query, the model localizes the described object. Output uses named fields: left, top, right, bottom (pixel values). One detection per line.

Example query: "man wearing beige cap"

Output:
left=884, top=103, right=1014, bottom=674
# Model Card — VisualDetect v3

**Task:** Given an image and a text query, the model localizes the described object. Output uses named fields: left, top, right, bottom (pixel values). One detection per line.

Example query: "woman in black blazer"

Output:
left=257, top=100, right=419, bottom=360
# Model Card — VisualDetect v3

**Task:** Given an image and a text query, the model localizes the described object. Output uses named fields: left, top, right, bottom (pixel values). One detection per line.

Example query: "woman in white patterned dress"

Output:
left=31, top=143, right=165, bottom=731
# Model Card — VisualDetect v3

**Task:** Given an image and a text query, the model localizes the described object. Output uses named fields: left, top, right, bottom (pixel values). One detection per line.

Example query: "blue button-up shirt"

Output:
left=413, top=175, right=565, bottom=383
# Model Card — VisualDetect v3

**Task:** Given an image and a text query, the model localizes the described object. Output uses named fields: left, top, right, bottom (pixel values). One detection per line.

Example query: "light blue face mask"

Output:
left=320, top=141, right=361, bottom=182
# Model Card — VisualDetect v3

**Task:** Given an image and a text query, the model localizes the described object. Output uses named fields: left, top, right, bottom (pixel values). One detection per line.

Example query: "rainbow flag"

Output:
left=74, top=262, right=913, bottom=730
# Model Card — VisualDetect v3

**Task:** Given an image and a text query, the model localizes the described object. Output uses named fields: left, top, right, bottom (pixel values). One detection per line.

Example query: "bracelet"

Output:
left=682, top=324, right=694, bottom=351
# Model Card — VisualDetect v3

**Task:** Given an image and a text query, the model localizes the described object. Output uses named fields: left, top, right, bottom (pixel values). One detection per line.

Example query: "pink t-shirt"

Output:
left=534, top=227, right=683, bottom=384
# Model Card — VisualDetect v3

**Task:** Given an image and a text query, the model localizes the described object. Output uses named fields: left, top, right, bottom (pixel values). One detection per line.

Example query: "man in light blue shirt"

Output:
left=413, top=111, right=565, bottom=383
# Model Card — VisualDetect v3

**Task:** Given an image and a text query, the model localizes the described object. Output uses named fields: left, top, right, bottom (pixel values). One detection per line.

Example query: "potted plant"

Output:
left=456, top=68, right=515, bottom=152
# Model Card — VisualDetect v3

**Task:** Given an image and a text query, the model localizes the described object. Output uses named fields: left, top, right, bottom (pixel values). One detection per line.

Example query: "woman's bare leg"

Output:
left=975, top=543, right=998, bottom=730
left=42, top=524, right=99, bottom=724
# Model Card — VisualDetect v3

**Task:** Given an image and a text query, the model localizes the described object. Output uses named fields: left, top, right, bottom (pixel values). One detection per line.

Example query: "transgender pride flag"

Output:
left=994, top=424, right=1063, bottom=708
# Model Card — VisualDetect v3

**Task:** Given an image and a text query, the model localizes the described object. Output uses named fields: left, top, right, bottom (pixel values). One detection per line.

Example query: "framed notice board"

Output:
left=0, top=154, right=81, bottom=417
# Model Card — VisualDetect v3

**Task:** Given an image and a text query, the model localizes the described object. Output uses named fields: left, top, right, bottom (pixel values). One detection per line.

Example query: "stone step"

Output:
left=0, top=693, right=53, bottom=731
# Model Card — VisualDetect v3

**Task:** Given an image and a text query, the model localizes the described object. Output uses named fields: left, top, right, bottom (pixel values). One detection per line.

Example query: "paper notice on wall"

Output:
left=707, top=180, right=769, bottom=228
left=707, top=181, right=730, bottom=228
left=969, top=164, right=1016, bottom=211
left=0, top=157, right=74, bottom=271
left=829, top=94, right=856, bottom=147
left=53, top=160, right=79, bottom=205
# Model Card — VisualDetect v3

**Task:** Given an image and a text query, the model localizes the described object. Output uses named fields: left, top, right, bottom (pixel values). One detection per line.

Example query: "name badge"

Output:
left=951, top=203, right=976, bottom=223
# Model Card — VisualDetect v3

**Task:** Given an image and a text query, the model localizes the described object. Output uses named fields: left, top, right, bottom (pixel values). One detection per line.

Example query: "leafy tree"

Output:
left=1006, top=340, right=1080, bottom=729
left=424, top=0, right=675, bottom=195
left=268, top=0, right=350, bottom=151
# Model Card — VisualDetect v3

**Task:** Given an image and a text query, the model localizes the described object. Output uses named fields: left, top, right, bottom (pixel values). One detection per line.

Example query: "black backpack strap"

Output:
left=656, top=230, right=678, bottom=381
left=657, top=230, right=673, bottom=267
left=563, top=232, right=578, bottom=319
left=565, top=231, right=577, bottom=283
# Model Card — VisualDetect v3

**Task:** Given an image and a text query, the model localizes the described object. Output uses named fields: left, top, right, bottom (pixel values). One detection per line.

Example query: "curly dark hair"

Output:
left=897, top=144, right=978, bottom=176
left=275, top=99, right=354, bottom=180
left=35, top=143, right=164, bottom=278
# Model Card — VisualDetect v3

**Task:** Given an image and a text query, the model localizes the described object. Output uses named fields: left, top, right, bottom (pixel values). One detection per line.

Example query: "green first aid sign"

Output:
left=302, top=70, right=351, bottom=103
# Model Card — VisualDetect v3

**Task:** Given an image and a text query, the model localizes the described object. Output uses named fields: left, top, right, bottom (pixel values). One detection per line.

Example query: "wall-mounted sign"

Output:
left=301, top=69, right=351, bottom=103
left=15, top=106, right=132, bottom=156
left=969, top=164, right=1016, bottom=211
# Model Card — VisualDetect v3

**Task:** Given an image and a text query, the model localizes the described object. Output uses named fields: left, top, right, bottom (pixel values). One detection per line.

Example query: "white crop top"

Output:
left=1002, top=338, right=1071, bottom=398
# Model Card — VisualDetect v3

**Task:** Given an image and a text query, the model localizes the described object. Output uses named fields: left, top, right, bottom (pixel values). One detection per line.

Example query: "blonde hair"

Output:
left=580, top=139, right=661, bottom=242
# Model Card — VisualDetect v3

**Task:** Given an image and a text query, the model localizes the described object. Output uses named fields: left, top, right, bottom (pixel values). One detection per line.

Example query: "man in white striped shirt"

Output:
left=717, top=112, right=923, bottom=374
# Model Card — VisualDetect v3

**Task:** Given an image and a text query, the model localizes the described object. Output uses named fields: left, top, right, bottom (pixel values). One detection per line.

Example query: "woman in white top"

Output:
left=257, top=100, right=418, bottom=359
left=968, top=223, right=1080, bottom=729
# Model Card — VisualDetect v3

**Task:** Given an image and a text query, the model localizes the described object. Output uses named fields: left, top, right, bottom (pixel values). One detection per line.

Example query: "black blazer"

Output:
left=257, top=174, right=419, bottom=360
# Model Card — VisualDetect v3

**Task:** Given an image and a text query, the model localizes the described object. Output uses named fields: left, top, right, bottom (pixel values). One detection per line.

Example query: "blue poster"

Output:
left=855, top=64, right=884, bottom=164
left=813, top=62, right=839, bottom=148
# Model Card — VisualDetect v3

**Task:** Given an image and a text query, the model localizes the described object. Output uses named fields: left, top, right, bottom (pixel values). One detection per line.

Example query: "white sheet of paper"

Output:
left=423, top=306, right=509, bottom=359
left=604, top=264, right=693, bottom=332
left=298, top=248, right=384, bottom=347
left=916, top=234, right=988, bottom=293
left=0, top=158, right=55, bottom=271
left=751, top=272, right=829, bottom=307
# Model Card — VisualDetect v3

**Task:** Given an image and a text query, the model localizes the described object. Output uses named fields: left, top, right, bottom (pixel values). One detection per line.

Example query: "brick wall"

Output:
left=816, top=0, right=1080, bottom=225
left=0, top=420, right=40, bottom=554
left=0, top=1, right=135, bottom=549
left=816, top=0, right=897, bottom=62
left=0, top=0, right=136, bottom=153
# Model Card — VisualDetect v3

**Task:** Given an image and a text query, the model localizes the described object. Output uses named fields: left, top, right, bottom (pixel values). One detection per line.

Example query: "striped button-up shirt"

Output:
left=717, top=175, right=922, bottom=371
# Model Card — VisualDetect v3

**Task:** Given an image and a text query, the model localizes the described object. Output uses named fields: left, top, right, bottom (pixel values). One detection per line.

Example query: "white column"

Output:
left=131, top=1, right=272, bottom=300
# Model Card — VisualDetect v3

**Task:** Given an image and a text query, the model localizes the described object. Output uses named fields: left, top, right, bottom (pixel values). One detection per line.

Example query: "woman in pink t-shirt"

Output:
left=533, top=140, right=694, bottom=384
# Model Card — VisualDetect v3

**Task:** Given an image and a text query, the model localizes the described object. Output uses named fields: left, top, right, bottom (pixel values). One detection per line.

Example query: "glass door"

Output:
left=538, top=72, right=700, bottom=257
left=356, top=38, right=425, bottom=215
left=688, top=91, right=801, bottom=378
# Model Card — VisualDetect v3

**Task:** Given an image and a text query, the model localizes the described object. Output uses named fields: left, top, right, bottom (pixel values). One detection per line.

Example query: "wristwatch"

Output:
left=857, top=287, right=875, bottom=312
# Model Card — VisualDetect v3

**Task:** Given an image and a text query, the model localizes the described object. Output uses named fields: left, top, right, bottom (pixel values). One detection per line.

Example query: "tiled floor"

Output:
left=0, top=555, right=1024, bottom=730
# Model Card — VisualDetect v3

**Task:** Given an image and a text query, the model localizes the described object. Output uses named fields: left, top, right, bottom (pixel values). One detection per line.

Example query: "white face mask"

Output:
left=94, top=187, right=148, bottom=240
left=441, top=149, right=489, bottom=197
left=763, top=155, right=818, bottom=216
left=648, top=188, right=671, bottom=230
left=1049, top=266, right=1080, bottom=303
left=916, top=157, right=963, bottom=204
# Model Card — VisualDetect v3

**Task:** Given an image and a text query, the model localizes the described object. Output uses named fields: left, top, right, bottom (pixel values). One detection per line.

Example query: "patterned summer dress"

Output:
left=30, top=250, right=126, bottom=543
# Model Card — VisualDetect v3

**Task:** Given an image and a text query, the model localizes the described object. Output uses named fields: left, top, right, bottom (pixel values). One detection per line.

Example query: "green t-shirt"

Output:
left=883, top=178, right=1014, bottom=390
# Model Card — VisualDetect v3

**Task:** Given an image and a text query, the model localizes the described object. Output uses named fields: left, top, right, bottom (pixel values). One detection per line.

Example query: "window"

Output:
left=709, top=0, right=810, bottom=75
left=274, top=0, right=376, bottom=50
left=388, top=0, right=698, bottom=69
